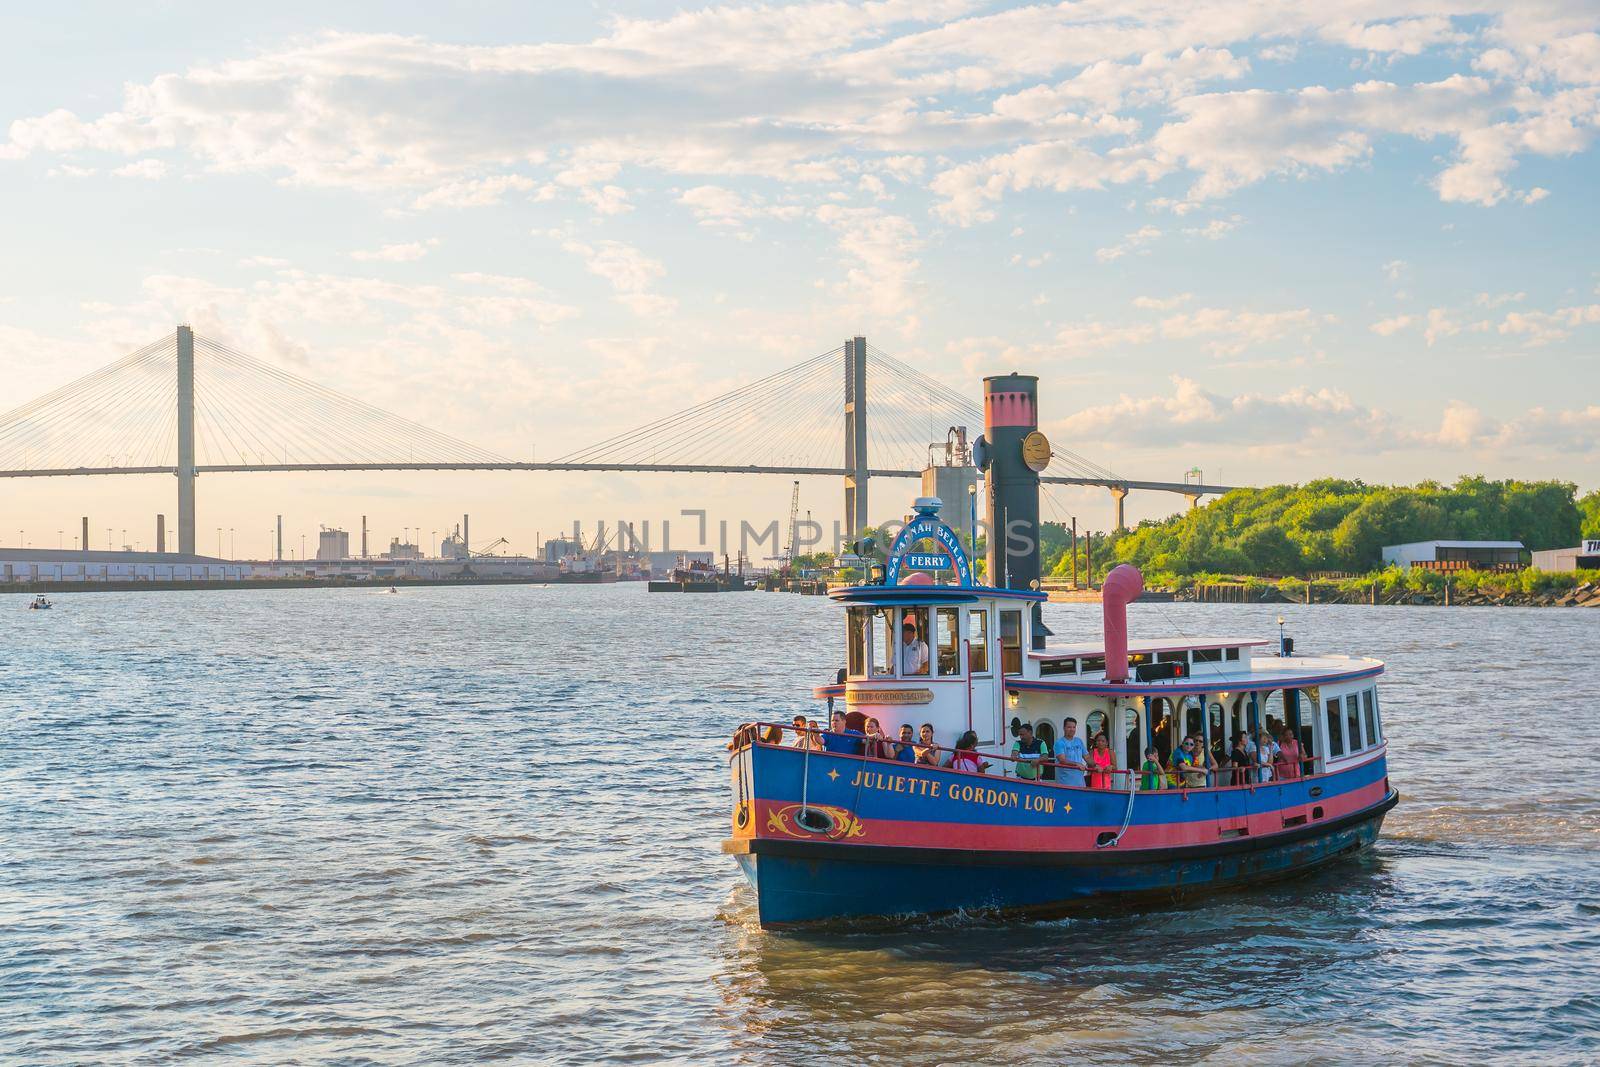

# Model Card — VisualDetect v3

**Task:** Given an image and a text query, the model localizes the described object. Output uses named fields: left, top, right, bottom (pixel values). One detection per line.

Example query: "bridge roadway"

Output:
left=0, top=461, right=1236, bottom=498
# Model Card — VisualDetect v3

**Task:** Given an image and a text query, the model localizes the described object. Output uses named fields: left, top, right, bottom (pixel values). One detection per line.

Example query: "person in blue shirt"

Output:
left=1053, top=716, right=1088, bottom=787
left=893, top=723, right=918, bottom=762
left=822, top=709, right=865, bottom=755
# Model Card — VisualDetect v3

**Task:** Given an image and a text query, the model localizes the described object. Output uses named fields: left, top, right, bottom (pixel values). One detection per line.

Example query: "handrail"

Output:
left=729, top=721, right=1349, bottom=792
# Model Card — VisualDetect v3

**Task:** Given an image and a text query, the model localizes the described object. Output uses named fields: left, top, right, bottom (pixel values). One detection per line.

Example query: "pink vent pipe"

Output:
left=1101, top=564, right=1145, bottom=683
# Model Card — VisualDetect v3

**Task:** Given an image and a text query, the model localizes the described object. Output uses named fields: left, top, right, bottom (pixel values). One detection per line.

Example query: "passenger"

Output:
left=949, top=731, right=991, bottom=773
left=790, top=714, right=809, bottom=747
left=1176, top=738, right=1207, bottom=789
left=1053, top=715, right=1088, bottom=787
left=1087, top=732, right=1114, bottom=788
left=806, top=719, right=826, bottom=751
left=863, top=717, right=893, bottom=759
left=1229, top=731, right=1252, bottom=785
left=1275, top=728, right=1302, bottom=780
left=822, top=710, right=864, bottom=755
left=1140, top=746, right=1164, bottom=790
left=899, top=617, right=929, bottom=675
left=1009, top=722, right=1050, bottom=781
left=1256, top=731, right=1278, bottom=783
left=915, top=722, right=942, bottom=766
left=761, top=724, right=783, bottom=745
left=894, top=723, right=918, bottom=763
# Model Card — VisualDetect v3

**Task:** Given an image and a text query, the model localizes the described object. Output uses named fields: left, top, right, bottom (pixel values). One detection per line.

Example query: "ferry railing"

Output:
left=730, top=721, right=1326, bottom=791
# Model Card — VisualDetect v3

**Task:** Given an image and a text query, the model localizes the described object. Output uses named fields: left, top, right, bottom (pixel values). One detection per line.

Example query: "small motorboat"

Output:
left=27, top=594, right=52, bottom=610
left=387, top=586, right=399, bottom=593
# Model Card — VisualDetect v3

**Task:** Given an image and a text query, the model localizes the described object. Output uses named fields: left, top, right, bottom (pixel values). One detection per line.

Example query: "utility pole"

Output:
left=1071, top=516, right=1078, bottom=588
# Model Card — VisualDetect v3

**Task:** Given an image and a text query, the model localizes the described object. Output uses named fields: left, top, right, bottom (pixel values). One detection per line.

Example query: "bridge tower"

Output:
left=176, top=324, right=197, bottom=555
left=843, top=336, right=868, bottom=535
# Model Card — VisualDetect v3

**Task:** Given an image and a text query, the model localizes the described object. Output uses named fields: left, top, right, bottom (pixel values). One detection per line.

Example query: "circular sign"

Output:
left=1022, top=430, right=1052, bottom=472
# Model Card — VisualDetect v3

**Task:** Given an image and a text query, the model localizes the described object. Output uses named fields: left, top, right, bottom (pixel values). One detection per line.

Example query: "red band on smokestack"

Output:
left=984, top=391, right=1035, bottom=428
left=1101, top=564, right=1144, bottom=683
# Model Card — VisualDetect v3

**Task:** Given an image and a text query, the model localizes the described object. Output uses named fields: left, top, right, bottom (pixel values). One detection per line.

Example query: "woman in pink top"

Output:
left=1275, top=729, right=1303, bottom=779
left=1087, top=733, right=1114, bottom=788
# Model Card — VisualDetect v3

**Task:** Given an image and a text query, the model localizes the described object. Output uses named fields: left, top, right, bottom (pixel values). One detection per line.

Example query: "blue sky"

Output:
left=1, top=1, right=1597, bottom=554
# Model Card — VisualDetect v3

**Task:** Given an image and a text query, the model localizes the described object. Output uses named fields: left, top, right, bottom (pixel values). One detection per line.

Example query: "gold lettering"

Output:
left=929, top=782, right=942, bottom=798
left=849, top=770, right=864, bottom=787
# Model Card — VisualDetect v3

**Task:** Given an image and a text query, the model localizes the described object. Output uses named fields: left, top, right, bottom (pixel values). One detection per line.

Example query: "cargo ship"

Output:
left=723, top=374, right=1398, bottom=925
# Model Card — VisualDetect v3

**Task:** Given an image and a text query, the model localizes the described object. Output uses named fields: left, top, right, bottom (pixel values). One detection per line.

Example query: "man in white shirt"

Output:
left=899, top=617, right=929, bottom=675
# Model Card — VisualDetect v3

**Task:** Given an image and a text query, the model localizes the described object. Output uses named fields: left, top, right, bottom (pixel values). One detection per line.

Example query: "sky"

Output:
left=1, top=0, right=1597, bottom=558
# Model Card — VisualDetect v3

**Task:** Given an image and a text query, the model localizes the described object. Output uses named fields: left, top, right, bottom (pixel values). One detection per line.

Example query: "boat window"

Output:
left=1155, top=651, right=1188, bottom=664
left=1184, top=697, right=1205, bottom=742
left=1365, top=689, right=1381, bottom=743
left=1325, top=698, right=1345, bottom=758
left=1225, top=647, right=1240, bottom=661
left=1080, top=655, right=1106, bottom=674
left=1123, top=706, right=1142, bottom=771
left=847, top=607, right=868, bottom=677
left=1207, top=701, right=1225, bottom=756
left=935, top=607, right=960, bottom=676
left=1150, top=697, right=1175, bottom=764
left=1086, top=709, right=1107, bottom=745
left=1297, top=689, right=1317, bottom=763
left=1345, top=693, right=1362, bottom=751
left=1000, top=610, right=1022, bottom=674
left=1262, top=690, right=1288, bottom=738
left=1193, top=648, right=1223, bottom=663
left=901, top=607, right=931, bottom=676
left=873, top=608, right=895, bottom=675
left=1128, top=652, right=1152, bottom=667
left=968, top=609, right=989, bottom=673
left=1040, top=658, right=1077, bottom=676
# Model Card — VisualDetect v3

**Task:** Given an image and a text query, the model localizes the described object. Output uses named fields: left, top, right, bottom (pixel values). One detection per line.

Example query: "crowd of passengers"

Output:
left=756, top=710, right=1307, bottom=788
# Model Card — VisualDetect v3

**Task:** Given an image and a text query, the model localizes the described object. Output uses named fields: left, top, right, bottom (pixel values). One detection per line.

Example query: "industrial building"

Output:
left=1, top=548, right=246, bottom=583
left=1381, top=540, right=1527, bottom=572
left=315, top=527, right=350, bottom=561
left=1530, top=539, right=1600, bottom=572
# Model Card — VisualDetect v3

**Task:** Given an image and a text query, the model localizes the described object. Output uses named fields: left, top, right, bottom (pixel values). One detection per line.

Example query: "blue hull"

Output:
left=730, top=792, right=1395, bottom=925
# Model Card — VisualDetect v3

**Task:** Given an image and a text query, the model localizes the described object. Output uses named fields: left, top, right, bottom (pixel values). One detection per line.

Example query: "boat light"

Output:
left=1007, top=689, right=1021, bottom=709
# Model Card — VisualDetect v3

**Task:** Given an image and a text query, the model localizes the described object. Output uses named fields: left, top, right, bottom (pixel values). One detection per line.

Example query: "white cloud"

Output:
left=1096, top=224, right=1162, bottom=261
left=111, top=158, right=167, bottom=179
left=1423, top=306, right=1460, bottom=345
left=1133, top=293, right=1192, bottom=310
left=1370, top=314, right=1413, bottom=335
left=814, top=204, right=923, bottom=333
left=350, top=239, right=438, bottom=263
left=411, top=175, right=537, bottom=211
left=561, top=237, right=675, bottom=317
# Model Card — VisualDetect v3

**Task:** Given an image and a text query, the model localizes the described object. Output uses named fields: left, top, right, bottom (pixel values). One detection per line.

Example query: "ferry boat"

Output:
left=27, top=594, right=52, bottom=609
left=724, top=374, right=1398, bottom=926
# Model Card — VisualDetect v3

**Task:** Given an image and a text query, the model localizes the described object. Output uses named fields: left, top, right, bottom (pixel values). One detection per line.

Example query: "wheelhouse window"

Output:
left=1192, top=647, right=1223, bottom=663
left=1224, top=647, right=1241, bottom=661
left=873, top=607, right=895, bottom=675
left=968, top=609, right=989, bottom=673
left=999, top=609, right=1022, bottom=674
left=1325, top=697, right=1345, bottom=758
left=1156, top=651, right=1188, bottom=664
left=1345, top=693, right=1362, bottom=751
left=1364, top=689, right=1381, bottom=743
left=935, top=607, right=960, bottom=676
left=1080, top=655, right=1106, bottom=675
left=847, top=606, right=868, bottom=677
left=901, top=607, right=931, bottom=676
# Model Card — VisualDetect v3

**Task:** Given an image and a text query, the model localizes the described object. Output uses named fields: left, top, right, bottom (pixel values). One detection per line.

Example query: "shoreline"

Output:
left=5, top=575, right=625, bottom=594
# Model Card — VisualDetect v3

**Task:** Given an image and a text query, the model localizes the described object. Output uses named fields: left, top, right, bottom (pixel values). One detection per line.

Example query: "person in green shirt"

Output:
left=1010, top=721, right=1049, bottom=781
left=1140, top=746, right=1165, bottom=790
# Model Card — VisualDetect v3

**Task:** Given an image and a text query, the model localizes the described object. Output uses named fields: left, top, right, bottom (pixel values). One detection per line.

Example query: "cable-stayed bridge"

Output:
left=0, top=327, right=1237, bottom=553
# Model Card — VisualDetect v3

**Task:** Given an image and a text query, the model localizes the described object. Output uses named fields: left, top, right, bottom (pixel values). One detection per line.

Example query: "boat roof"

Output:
left=829, top=584, right=1047, bottom=606
left=1032, top=636, right=1272, bottom=660
left=1010, top=652, right=1384, bottom=697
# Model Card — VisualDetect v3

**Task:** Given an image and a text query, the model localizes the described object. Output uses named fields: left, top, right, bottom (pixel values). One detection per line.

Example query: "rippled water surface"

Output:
left=4, top=586, right=1598, bottom=1064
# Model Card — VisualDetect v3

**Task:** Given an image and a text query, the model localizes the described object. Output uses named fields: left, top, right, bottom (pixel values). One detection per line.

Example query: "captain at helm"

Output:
left=899, top=616, right=929, bottom=676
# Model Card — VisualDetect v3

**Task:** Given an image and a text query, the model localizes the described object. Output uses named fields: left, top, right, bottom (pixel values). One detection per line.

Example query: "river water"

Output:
left=3, top=585, right=1597, bottom=1064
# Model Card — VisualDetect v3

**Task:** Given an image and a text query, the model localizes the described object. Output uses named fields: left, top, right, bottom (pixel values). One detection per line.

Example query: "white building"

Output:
left=1, top=548, right=247, bottom=583
left=1381, top=540, right=1526, bottom=571
left=316, top=527, right=350, bottom=561
left=1530, top=540, right=1600, bottom=572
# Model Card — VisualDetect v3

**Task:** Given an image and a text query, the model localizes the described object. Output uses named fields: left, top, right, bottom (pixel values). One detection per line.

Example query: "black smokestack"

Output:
left=982, top=373, right=1049, bottom=648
